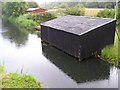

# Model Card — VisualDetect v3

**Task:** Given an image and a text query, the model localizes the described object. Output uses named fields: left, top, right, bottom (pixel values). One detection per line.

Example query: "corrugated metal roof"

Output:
left=41, top=15, right=115, bottom=36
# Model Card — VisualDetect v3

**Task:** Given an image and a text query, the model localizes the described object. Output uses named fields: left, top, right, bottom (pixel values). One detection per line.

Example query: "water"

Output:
left=0, top=19, right=119, bottom=88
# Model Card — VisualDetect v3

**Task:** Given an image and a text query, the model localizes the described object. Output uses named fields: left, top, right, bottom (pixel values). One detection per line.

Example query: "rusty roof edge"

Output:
left=79, top=19, right=116, bottom=36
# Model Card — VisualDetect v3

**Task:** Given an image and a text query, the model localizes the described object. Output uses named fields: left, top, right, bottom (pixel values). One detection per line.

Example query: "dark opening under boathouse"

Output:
left=40, top=15, right=116, bottom=60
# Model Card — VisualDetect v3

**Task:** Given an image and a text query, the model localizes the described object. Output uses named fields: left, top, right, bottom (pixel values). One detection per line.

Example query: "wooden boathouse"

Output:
left=40, top=15, right=116, bottom=60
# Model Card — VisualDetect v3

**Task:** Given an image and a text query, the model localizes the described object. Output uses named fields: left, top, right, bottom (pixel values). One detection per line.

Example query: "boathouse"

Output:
left=41, top=15, right=116, bottom=60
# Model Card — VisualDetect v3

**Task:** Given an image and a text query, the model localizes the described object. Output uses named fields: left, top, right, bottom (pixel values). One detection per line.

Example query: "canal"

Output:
left=0, top=19, right=119, bottom=88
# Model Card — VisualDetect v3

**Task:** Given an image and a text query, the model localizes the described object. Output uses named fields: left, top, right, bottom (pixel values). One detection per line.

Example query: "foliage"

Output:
left=65, top=4, right=85, bottom=16
left=6, top=15, right=38, bottom=30
left=0, top=63, right=41, bottom=88
left=28, top=12, right=57, bottom=23
left=1, top=73, right=41, bottom=88
left=27, top=1, right=39, bottom=8
left=2, top=1, right=28, bottom=17
left=96, top=9, right=115, bottom=18
left=59, top=3, right=68, bottom=8
left=41, top=2, right=115, bottom=9
left=48, top=8, right=66, bottom=18
left=3, top=11, right=56, bottom=31
left=117, top=3, right=120, bottom=25
left=15, top=15, right=38, bottom=30
left=100, top=33, right=120, bottom=66
left=0, top=63, right=4, bottom=74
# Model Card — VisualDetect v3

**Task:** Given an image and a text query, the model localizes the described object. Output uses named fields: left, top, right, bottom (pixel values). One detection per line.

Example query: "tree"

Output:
left=65, top=4, right=85, bottom=16
left=97, top=9, right=115, bottom=18
left=27, top=2, right=39, bottom=8
left=3, top=2, right=28, bottom=17
left=59, top=3, right=68, bottom=8
left=117, top=2, right=120, bottom=25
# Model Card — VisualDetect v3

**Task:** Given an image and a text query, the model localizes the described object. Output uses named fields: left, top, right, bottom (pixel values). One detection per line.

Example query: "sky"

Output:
left=25, top=0, right=58, bottom=4
left=2, top=0, right=119, bottom=3
left=31, top=0, right=118, bottom=4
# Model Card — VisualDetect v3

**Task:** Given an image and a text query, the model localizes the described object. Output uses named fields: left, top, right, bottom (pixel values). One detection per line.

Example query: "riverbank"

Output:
left=2, top=8, right=119, bottom=66
left=2, top=12, right=57, bottom=32
left=99, top=31, right=120, bottom=66
left=2, top=15, right=38, bottom=31
left=0, top=64, right=41, bottom=88
left=1, top=73, right=41, bottom=88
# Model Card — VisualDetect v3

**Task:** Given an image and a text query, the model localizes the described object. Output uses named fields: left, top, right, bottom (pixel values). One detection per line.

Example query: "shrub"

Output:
left=16, top=15, right=38, bottom=30
left=3, top=2, right=28, bottom=17
left=7, top=15, right=38, bottom=30
left=29, top=12, right=57, bottom=23
left=65, top=4, right=85, bottom=16
left=59, top=3, right=68, bottom=8
left=117, top=3, right=120, bottom=25
left=96, top=9, right=115, bottom=18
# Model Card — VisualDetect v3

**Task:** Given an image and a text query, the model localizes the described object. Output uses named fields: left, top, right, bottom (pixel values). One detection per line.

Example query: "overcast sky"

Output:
left=25, top=0, right=58, bottom=4
left=31, top=0, right=118, bottom=4
left=2, top=0, right=119, bottom=3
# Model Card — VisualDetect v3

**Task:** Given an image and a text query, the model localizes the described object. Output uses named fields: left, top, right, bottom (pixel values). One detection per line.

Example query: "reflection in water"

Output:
left=0, top=19, right=119, bottom=88
left=1, top=21, right=28, bottom=47
left=42, top=42, right=111, bottom=83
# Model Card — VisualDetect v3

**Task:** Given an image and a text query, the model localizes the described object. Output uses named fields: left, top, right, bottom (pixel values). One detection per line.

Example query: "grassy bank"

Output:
left=1, top=73, right=41, bottom=88
left=2, top=8, right=119, bottom=66
left=99, top=33, right=120, bottom=66
left=2, top=15, right=38, bottom=31
left=2, top=11, right=57, bottom=32
left=0, top=64, right=41, bottom=88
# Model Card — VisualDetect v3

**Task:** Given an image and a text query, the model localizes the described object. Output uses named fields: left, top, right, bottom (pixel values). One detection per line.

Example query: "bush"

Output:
left=48, top=8, right=66, bottom=17
left=65, top=4, right=85, bottom=16
left=96, top=9, right=115, bottom=18
left=3, top=12, right=57, bottom=31
left=59, top=3, right=68, bottom=8
left=28, top=12, right=57, bottom=23
left=117, top=3, right=120, bottom=25
left=2, top=2, right=28, bottom=17
left=7, top=15, right=38, bottom=30
left=16, top=15, right=38, bottom=30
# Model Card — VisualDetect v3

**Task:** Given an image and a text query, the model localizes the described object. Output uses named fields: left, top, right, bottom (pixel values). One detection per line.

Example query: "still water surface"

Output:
left=0, top=19, right=119, bottom=88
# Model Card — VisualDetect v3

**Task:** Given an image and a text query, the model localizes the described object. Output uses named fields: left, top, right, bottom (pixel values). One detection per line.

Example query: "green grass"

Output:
left=0, top=64, right=41, bottom=88
left=100, top=32, right=120, bottom=66
left=48, top=9, right=66, bottom=18
left=2, top=15, right=38, bottom=31
left=1, top=73, right=41, bottom=88
left=0, top=63, right=4, bottom=74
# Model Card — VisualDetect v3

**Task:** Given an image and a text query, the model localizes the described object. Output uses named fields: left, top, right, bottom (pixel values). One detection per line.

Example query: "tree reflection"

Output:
left=42, top=42, right=111, bottom=83
left=2, top=21, right=28, bottom=47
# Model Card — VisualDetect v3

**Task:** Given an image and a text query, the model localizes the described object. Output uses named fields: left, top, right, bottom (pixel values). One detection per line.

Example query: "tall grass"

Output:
left=100, top=33, right=120, bottom=66
left=0, top=63, right=4, bottom=89
left=85, top=9, right=103, bottom=16
left=2, top=73, right=41, bottom=88
left=0, top=63, right=4, bottom=74
left=0, top=63, right=41, bottom=88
